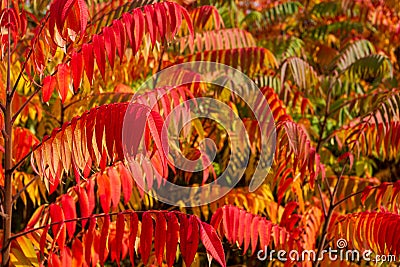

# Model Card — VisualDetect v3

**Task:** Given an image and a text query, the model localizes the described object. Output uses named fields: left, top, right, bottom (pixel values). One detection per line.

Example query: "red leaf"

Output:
left=104, top=105, right=116, bottom=160
left=99, top=215, right=110, bottom=266
left=140, top=212, right=153, bottom=265
left=154, top=213, right=167, bottom=265
left=258, top=219, right=272, bottom=250
left=338, top=152, right=354, bottom=170
left=97, top=173, right=111, bottom=213
left=86, top=176, right=95, bottom=215
left=40, top=225, right=50, bottom=259
left=210, top=207, right=223, bottom=230
left=232, top=206, right=239, bottom=244
left=144, top=5, right=156, bottom=47
left=124, top=103, right=148, bottom=157
left=93, top=34, right=106, bottom=80
left=148, top=111, right=168, bottom=176
left=49, top=252, right=62, bottom=267
left=272, top=225, right=280, bottom=247
left=77, top=0, right=88, bottom=38
left=95, top=107, right=105, bottom=156
left=115, top=213, right=125, bottom=265
left=179, top=5, right=194, bottom=40
left=250, top=217, right=260, bottom=255
left=112, top=19, right=126, bottom=62
left=361, top=185, right=373, bottom=205
left=49, top=204, right=66, bottom=250
left=70, top=52, right=83, bottom=92
left=199, top=221, right=226, bottom=267
left=133, top=9, right=144, bottom=55
left=61, top=0, right=75, bottom=26
left=119, top=164, right=133, bottom=204
left=222, top=206, right=232, bottom=242
left=167, top=2, right=180, bottom=38
left=82, top=43, right=94, bottom=85
left=85, top=217, right=96, bottom=266
left=155, top=4, right=166, bottom=40
left=71, top=239, right=83, bottom=266
left=103, top=26, right=116, bottom=69
left=77, top=186, right=89, bottom=227
left=60, top=195, right=76, bottom=239
left=61, top=247, right=72, bottom=267
left=277, top=178, right=293, bottom=204
left=84, top=111, right=96, bottom=161
left=129, top=212, right=138, bottom=265
left=243, top=213, right=253, bottom=254
left=122, top=13, right=134, bottom=49
left=179, top=215, right=199, bottom=266
left=42, top=76, right=57, bottom=102
left=165, top=213, right=179, bottom=267
left=237, top=209, right=246, bottom=247
left=280, top=201, right=298, bottom=227
left=56, top=64, right=71, bottom=103
left=108, top=167, right=121, bottom=211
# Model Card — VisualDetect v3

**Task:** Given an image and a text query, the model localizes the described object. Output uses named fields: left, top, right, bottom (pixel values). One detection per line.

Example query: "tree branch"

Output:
left=11, top=87, right=41, bottom=123
left=9, top=209, right=165, bottom=241
left=317, top=182, right=328, bottom=218
left=10, top=150, right=34, bottom=173
left=313, top=158, right=348, bottom=267
left=333, top=184, right=381, bottom=209
left=0, top=102, right=5, bottom=113
left=12, top=176, right=40, bottom=203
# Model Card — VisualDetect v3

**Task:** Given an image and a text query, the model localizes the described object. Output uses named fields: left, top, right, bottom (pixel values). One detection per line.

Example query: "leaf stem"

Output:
left=12, top=176, right=40, bottom=203
left=9, top=209, right=179, bottom=240
left=11, top=87, right=41, bottom=123
left=333, top=184, right=380, bottom=209
left=313, top=158, right=348, bottom=267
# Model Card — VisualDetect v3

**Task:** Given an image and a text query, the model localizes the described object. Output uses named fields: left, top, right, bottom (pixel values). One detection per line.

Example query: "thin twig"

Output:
left=333, top=184, right=381, bottom=208
left=331, top=160, right=348, bottom=204
left=12, top=176, right=40, bottom=203
left=10, top=150, right=34, bottom=173
left=314, top=158, right=348, bottom=267
left=11, top=87, right=41, bottom=123
left=324, top=177, right=333, bottom=199
left=9, top=209, right=177, bottom=240
left=316, top=78, right=335, bottom=152
left=317, top=183, right=328, bottom=218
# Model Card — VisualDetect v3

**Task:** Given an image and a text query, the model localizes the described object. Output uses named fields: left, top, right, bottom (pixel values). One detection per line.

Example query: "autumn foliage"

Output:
left=0, top=0, right=400, bottom=266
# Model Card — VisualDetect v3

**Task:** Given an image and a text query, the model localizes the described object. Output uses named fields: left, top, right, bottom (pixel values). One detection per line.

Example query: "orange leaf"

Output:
left=165, top=213, right=179, bottom=267
left=154, top=213, right=166, bottom=265
left=140, top=212, right=153, bottom=265
left=99, top=215, right=110, bottom=266
left=93, top=34, right=106, bottom=79
left=97, top=173, right=111, bottom=213
left=179, top=214, right=199, bottom=266
left=199, top=221, right=226, bottom=267
left=56, top=64, right=71, bottom=103
left=108, top=167, right=121, bottom=211
left=128, top=212, right=138, bottom=265
left=42, top=76, right=57, bottom=102
left=115, top=213, right=125, bottom=265
left=60, top=195, right=76, bottom=239
left=70, top=52, right=83, bottom=92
